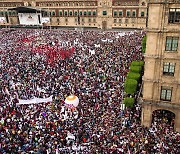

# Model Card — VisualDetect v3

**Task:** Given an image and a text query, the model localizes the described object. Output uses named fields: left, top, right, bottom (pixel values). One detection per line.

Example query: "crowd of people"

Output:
left=0, top=28, right=179, bottom=153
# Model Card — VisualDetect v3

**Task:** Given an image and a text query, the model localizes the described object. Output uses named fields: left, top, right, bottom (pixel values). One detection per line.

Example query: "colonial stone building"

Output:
left=0, top=0, right=147, bottom=29
left=142, top=0, right=180, bottom=132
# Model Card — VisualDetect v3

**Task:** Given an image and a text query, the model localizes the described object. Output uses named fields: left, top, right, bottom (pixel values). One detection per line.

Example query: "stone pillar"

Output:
left=174, top=112, right=180, bottom=132
left=141, top=104, right=152, bottom=127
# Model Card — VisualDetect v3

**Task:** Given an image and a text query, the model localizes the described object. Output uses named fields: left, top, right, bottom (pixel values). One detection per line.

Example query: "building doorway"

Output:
left=152, top=110, right=175, bottom=129
left=102, top=21, right=107, bottom=30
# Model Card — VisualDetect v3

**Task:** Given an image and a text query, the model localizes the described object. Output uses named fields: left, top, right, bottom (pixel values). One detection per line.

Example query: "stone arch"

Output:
left=151, top=109, right=175, bottom=128
left=141, top=104, right=180, bottom=132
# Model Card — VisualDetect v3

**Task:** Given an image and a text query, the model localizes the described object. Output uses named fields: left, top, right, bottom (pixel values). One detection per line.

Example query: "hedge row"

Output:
left=124, top=79, right=138, bottom=94
left=131, top=60, right=144, bottom=66
left=123, top=60, right=144, bottom=108
left=130, top=65, right=142, bottom=73
left=142, top=36, right=146, bottom=53
left=127, top=72, right=141, bottom=81
left=123, top=97, right=135, bottom=108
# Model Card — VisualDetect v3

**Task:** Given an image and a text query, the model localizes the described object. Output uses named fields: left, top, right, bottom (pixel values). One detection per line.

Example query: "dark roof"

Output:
left=8, top=6, right=45, bottom=13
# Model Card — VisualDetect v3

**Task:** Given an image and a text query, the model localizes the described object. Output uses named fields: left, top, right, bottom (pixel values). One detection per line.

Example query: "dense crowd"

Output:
left=0, top=28, right=179, bottom=153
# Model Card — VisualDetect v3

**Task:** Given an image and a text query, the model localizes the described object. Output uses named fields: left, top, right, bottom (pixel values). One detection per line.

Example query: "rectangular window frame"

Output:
left=160, top=87, right=172, bottom=101
left=141, top=11, right=144, bottom=17
left=103, top=11, right=107, bottom=16
left=84, top=11, right=87, bottom=16
left=132, top=11, right=136, bottom=17
left=74, top=11, right=78, bottom=16
left=64, top=11, right=68, bottom=16
left=93, top=11, right=96, bottom=16
left=163, top=62, right=175, bottom=76
left=126, top=11, right=130, bottom=17
left=59, top=11, right=62, bottom=16
left=69, top=11, right=73, bottom=16
left=113, top=11, right=117, bottom=17
left=52, top=11, right=56, bottom=16
left=165, top=36, right=179, bottom=51
left=88, top=11, right=91, bottom=16
left=168, top=8, right=180, bottom=24
left=119, top=11, right=123, bottom=17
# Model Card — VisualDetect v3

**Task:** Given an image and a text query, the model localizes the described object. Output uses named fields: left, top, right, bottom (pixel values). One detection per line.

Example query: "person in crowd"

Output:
left=0, top=29, right=179, bottom=153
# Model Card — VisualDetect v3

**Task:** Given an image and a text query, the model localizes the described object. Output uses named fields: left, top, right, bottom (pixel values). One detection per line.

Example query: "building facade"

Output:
left=142, top=0, right=180, bottom=132
left=0, top=0, right=147, bottom=29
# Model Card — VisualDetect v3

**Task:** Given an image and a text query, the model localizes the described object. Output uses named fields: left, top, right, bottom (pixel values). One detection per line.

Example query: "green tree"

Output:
left=123, top=97, right=135, bottom=108
left=124, top=79, right=138, bottom=94
left=131, top=60, right=144, bottom=67
left=130, top=65, right=142, bottom=73
left=127, top=72, right=141, bottom=81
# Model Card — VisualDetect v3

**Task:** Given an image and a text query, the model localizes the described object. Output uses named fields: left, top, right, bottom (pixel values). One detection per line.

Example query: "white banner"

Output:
left=0, top=17, right=5, bottom=23
left=17, top=95, right=53, bottom=105
left=42, top=17, right=50, bottom=24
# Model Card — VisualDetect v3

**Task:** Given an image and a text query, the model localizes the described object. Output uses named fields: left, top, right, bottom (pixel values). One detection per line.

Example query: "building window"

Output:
left=80, top=11, right=82, bottom=16
left=103, top=11, right=107, bottom=16
left=59, top=11, right=62, bottom=16
left=65, top=18, right=68, bottom=22
left=88, top=18, right=91, bottom=22
left=141, top=12, right=144, bottom=17
left=119, top=19, right=122, bottom=23
left=93, top=11, right=96, bottom=16
left=132, top=11, right=136, bottom=17
left=64, top=11, right=68, bottom=16
left=125, top=19, right=128, bottom=23
left=168, top=8, right=180, bottom=24
left=126, top=11, right=130, bottom=17
left=114, top=11, right=117, bottom=17
left=69, top=11, right=73, bottom=16
left=74, top=11, right=78, bottom=16
left=12, top=11, right=16, bottom=16
left=93, top=18, right=96, bottom=22
left=165, top=37, right=179, bottom=51
left=52, top=11, right=55, bottom=16
left=114, top=19, right=117, bottom=23
left=88, top=11, right=91, bottom=16
left=160, top=87, right=172, bottom=101
left=119, top=11, right=122, bottom=17
left=84, top=11, right=87, bottom=16
left=163, top=62, right=175, bottom=76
